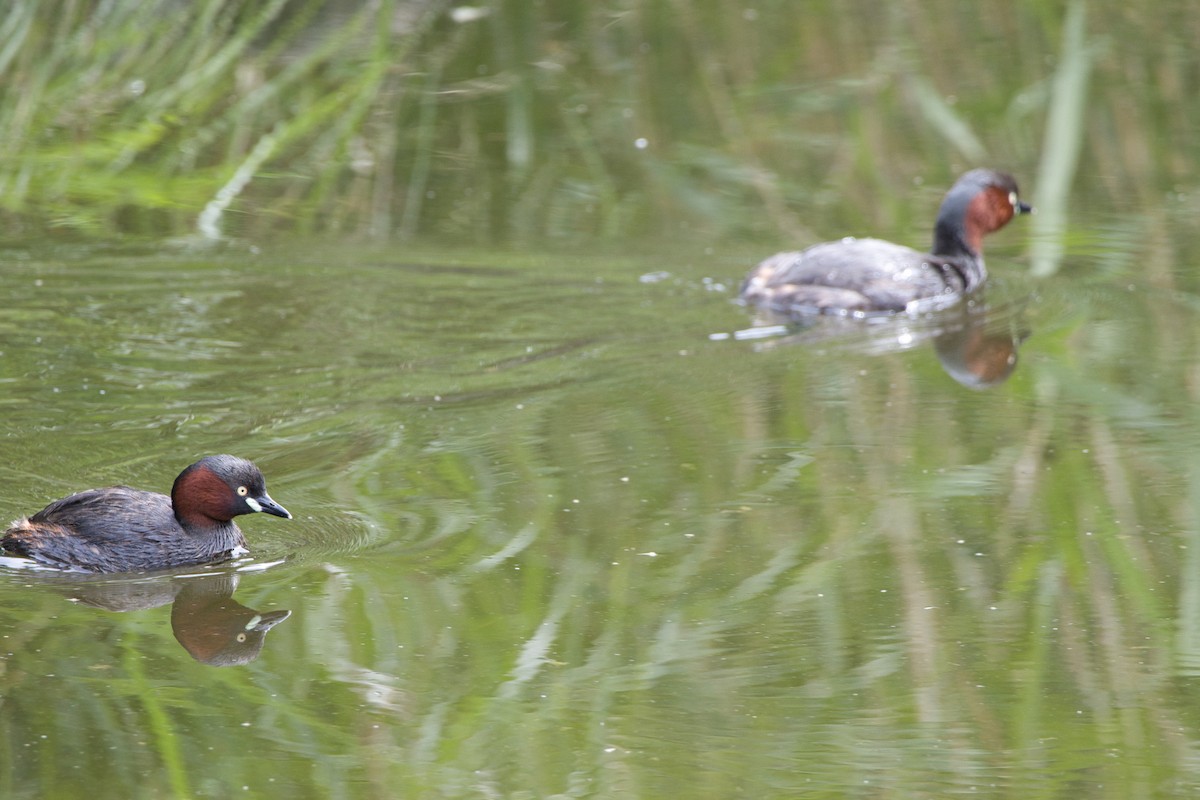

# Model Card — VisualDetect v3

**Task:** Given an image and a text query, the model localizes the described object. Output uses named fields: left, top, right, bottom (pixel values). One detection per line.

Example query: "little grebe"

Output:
left=740, top=169, right=1032, bottom=314
left=1, top=455, right=290, bottom=573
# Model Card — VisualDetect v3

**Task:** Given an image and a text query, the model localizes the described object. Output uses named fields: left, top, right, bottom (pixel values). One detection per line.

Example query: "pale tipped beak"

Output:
left=247, top=493, right=291, bottom=519
left=247, top=609, right=291, bottom=632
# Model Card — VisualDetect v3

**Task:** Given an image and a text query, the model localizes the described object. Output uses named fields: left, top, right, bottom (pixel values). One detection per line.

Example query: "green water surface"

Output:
left=0, top=232, right=1196, bottom=798
left=3, top=1, right=1200, bottom=798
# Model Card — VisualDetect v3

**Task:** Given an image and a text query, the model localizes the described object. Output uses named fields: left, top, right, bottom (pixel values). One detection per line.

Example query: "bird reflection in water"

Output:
left=716, top=295, right=1029, bottom=390
left=42, top=569, right=290, bottom=667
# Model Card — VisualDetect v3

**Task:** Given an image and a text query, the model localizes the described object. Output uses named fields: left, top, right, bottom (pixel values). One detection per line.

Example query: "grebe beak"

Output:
left=246, top=493, right=291, bottom=519
left=1017, top=200, right=1033, bottom=215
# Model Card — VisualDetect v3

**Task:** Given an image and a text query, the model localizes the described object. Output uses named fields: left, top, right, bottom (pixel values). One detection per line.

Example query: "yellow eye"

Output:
left=237, top=486, right=248, bottom=496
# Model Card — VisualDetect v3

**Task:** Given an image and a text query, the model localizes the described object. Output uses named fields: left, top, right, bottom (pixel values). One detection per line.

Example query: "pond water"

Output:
left=5, top=1, right=1200, bottom=797
left=1, top=215, right=1199, bottom=798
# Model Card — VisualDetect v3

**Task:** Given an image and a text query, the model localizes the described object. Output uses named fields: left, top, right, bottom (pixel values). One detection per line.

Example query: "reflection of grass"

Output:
left=293, top=281, right=1190, bottom=794
left=122, top=633, right=191, bottom=799
left=1, top=246, right=1199, bottom=794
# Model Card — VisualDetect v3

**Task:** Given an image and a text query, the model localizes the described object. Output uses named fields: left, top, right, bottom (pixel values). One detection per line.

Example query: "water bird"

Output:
left=740, top=169, right=1032, bottom=315
left=1, top=455, right=290, bottom=573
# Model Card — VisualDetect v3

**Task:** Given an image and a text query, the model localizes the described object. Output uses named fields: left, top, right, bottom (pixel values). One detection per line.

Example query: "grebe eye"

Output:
left=1008, top=191, right=1018, bottom=208
left=237, top=486, right=248, bottom=496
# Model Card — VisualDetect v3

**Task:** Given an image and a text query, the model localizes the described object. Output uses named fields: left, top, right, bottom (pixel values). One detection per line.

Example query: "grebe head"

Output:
left=933, top=169, right=1032, bottom=259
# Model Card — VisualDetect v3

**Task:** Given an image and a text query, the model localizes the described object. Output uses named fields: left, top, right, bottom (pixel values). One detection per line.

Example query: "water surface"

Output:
left=1, top=225, right=1198, bottom=798
left=5, top=0, right=1200, bottom=795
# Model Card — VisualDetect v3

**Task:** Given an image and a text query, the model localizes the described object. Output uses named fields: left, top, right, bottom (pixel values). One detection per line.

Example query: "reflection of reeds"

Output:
left=0, top=244, right=1198, bottom=793
left=283, top=272, right=1195, bottom=793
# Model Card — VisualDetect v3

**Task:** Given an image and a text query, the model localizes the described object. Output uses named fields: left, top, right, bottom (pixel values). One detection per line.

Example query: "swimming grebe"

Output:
left=1, top=455, right=290, bottom=573
left=740, top=169, right=1031, bottom=314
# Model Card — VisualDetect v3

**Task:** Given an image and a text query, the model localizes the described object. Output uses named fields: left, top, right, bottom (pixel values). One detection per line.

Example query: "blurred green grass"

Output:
left=0, top=0, right=1142, bottom=244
